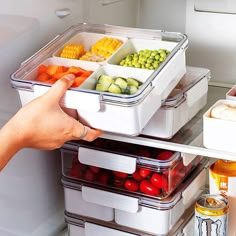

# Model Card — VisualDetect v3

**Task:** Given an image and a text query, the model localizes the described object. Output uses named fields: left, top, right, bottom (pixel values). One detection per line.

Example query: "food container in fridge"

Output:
left=141, top=66, right=210, bottom=139
left=64, top=211, right=194, bottom=236
left=203, top=99, right=236, bottom=152
left=61, top=159, right=207, bottom=235
left=62, top=138, right=203, bottom=199
left=10, top=23, right=188, bottom=136
left=226, top=85, right=236, bottom=100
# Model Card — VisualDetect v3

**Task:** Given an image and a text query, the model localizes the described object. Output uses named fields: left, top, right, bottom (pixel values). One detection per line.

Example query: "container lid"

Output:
left=63, top=139, right=181, bottom=169
left=61, top=158, right=207, bottom=210
left=10, top=23, right=188, bottom=106
left=162, top=66, right=210, bottom=107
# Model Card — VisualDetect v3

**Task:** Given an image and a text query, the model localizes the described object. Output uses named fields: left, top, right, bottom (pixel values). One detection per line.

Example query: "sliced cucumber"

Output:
left=114, top=77, right=128, bottom=92
left=108, top=83, right=122, bottom=94
left=98, top=75, right=113, bottom=84
left=96, top=83, right=110, bottom=92
left=125, top=85, right=138, bottom=95
left=126, top=77, right=140, bottom=88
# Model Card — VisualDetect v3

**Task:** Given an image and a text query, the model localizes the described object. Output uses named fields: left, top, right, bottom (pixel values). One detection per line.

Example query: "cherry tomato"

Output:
left=140, top=180, right=160, bottom=196
left=69, top=165, right=83, bottom=178
left=136, top=149, right=151, bottom=158
left=113, top=177, right=124, bottom=188
left=97, top=171, right=111, bottom=185
left=139, top=168, right=152, bottom=178
left=124, top=179, right=139, bottom=192
left=157, top=151, right=173, bottom=160
left=84, top=169, right=95, bottom=182
left=89, top=166, right=101, bottom=174
left=150, top=173, right=168, bottom=191
left=112, top=171, right=128, bottom=179
left=72, top=155, right=79, bottom=167
left=132, top=168, right=143, bottom=181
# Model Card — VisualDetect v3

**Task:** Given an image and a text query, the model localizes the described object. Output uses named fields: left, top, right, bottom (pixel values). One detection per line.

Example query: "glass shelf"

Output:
left=98, top=84, right=236, bottom=161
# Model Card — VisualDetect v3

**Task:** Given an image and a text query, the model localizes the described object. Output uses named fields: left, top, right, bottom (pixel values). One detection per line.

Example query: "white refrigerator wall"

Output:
left=138, top=0, right=236, bottom=85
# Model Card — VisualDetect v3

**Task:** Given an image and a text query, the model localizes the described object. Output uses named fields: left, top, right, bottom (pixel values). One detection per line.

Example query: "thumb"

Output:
left=45, top=74, right=75, bottom=102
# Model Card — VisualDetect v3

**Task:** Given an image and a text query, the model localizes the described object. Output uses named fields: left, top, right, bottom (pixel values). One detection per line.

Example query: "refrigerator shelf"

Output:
left=64, top=84, right=234, bottom=161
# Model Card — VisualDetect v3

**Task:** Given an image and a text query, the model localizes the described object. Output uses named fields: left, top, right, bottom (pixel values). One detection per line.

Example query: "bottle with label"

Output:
left=209, top=159, right=236, bottom=236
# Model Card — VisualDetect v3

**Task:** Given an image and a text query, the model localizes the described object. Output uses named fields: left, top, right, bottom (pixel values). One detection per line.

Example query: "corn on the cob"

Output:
left=91, top=37, right=123, bottom=59
left=60, top=44, right=85, bottom=59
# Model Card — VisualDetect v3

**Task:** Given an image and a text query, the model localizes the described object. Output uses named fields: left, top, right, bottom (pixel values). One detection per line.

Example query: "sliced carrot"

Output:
left=81, top=70, right=93, bottom=77
left=67, top=66, right=87, bottom=75
left=51, top=71, right=70, bottom=80
left=46, top=65, right=60, bottom=76
left=37, top=72, right=51, bottom=82
left=71, top=76, right=88, bottom=87
left=37, top=64, right=47, bottom=74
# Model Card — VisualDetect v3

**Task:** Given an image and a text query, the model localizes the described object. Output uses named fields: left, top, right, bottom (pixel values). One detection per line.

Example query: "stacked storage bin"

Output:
left=9, top=23, right=211, bottom=235
left=60, top=140, right=207, bottom=236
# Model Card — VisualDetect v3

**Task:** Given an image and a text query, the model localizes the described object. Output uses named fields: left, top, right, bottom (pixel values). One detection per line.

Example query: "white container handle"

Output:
left=181, top=133, right=203, bottom=166
left=78, top=147, right=136, bottom=174
left=82, top=186, right=139, bottom=213
left=85, top=222, right=137, bottom=236
left=186, top=77, right=208, bottom=107
left=182, top=168, right=206, bottom=205
left=34, top=86, right=101, bottom=112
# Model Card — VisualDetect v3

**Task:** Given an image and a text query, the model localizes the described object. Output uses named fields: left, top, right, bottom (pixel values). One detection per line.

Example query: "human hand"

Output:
left=5, top=74, right=103, bottom=150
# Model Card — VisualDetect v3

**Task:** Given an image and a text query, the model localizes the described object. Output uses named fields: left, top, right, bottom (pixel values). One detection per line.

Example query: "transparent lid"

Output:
left=162, top=66, right=210, bottom=107
left=10, top=23, right=188, bottom=105
left=61, top=159, right=207, bottom=210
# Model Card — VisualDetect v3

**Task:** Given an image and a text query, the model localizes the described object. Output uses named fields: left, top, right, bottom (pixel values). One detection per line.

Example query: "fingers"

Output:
left=71, top=122, right=103, bottom=142
left=45, top=74, right=75, bottom=102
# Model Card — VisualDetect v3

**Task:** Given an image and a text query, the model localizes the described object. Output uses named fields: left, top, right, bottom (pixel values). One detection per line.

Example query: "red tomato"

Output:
left=150, top=173, right=168, bottom=191
left=139, top=168, right=152, bottom=178
left=69, top=165, right=83, bottom=179
left=113, top=177, right=124, bottom=188
left=72, top=155, right=79, bottom=167
left=157, top=151, right=173, bottom=160
left=97, top=171, right=111, bottom=185
left=124, top=179, right=139, bottom=192
left=112, top=171, right=128, bottom=179
left=84, top=169, right=95, bottom=182
left=140, top=180, right=160, bottom=196
left=132, top=169, right=143, bottom=182
left=89, top=166, right=101, bottom=174
left=136, top=149, right=151, bottom=158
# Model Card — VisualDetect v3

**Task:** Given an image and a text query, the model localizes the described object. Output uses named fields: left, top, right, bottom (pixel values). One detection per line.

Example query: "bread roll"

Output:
left=211, top=103, right=236, bottom=121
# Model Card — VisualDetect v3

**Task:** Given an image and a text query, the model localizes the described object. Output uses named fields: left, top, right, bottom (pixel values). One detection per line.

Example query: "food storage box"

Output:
left=62, top=159, right=207, bottom=235
left=141, top=66, right=210, bottom=139
left=10, top=23, right=188, bottom=136
left=64, top=212, right=194, bottom=236
left=226, top=85, right=236, bottom=100
left=62, top=138, right=202, bottom=200
left=203, top=99, right=236, bottom=152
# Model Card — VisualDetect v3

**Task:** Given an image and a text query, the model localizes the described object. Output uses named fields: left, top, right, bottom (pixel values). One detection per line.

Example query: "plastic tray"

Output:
left=11, top=23, right=188, bottom=136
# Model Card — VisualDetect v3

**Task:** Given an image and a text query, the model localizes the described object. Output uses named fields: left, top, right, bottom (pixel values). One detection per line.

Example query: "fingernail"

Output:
left=64, top=74, right=75, bottom=81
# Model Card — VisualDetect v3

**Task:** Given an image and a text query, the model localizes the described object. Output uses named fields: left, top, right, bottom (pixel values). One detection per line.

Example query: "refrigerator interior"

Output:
left=1, top=0, right=236, bottom=235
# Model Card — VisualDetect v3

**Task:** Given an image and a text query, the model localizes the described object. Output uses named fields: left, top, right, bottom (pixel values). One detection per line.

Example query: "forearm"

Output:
left=0, top=121, right=24, bottom=171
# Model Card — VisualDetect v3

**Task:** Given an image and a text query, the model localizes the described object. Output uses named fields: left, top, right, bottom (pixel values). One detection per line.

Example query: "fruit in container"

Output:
left=119, top=49, right=170, bottom=70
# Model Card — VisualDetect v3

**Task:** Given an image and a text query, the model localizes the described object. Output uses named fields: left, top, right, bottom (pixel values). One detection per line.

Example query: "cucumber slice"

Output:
left=125, top=85, right=138, bottom=95
left=98, top=75, right=113, bottom=84
left=126, top=77, right=140, bottom=88
left=114, top=77, right=128, bottom=92
left=96, top=83, right=109, bottom=92
left=108, top=83, right=122, bottom=94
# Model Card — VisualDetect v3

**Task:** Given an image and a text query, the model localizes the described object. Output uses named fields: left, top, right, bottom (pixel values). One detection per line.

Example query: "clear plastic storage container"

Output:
left=64, top=212, right=194, bottom=236
left=61, top=139, right=202, bottom=200
left=11, top=23, right=188, bottom=136
left=141, top=66, right=210, bottom=139
left=61, top=159, right=207, bottom=235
